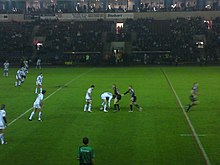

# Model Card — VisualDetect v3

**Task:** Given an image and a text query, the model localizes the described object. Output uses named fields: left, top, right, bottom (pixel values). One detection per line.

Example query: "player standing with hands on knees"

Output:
left=100, top=92, right=113, bottom=113
left=0, top=104, right=7, bottom=145
left=84, top=85, right=95, bottom=113
left=29, top=90, right=46, bottom=121
left=123, top=85, right=142, bottom=112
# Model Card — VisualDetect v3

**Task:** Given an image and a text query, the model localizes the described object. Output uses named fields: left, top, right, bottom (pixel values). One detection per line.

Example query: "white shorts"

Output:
left=0, top=122, right=5, bottom=129
left=0, top=126, right=5, bottom=129
left=33, top=103, right=41, bottom=109
left=36, top=82, right=42, bottom=86
left=16, top=75, right=21, bottom=80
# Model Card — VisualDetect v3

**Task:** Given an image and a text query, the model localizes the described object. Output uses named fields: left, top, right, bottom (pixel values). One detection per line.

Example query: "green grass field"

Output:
left=0, top=67, right=220, bottom=165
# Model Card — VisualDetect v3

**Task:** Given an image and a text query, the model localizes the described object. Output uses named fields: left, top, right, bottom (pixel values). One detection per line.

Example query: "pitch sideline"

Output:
left=161, top=68, right=211, bottom=165
left=8, top=68, right=95, bottom=126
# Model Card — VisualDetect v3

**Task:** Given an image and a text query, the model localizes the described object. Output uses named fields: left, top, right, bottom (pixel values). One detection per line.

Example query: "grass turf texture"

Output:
left=0, top=67, right=220, bottom=165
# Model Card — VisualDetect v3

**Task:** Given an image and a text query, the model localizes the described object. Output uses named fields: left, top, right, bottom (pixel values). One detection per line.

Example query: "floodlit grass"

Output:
left=0, top=67, right=220, bottom=165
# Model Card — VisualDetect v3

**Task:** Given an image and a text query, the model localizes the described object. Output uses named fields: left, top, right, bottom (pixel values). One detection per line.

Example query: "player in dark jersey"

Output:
left=123, top=85, right=142, bottom=112
left=112, top=84, right=121, bottom=112
left=77, top=137, right=95, bottom=165
left=186, top=82, right=199, bottom=112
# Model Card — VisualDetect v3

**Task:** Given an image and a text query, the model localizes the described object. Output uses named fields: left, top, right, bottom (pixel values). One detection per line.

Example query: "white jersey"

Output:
left=34, top=93, right=44, bottom=105
left=85, top=87, right=93, bottom=100
left=0, top=109, right=6, bottom=129
left=4, top=62, right=9, bottom=71
left=36, top=75, right=43, bottom=85
left=101, top=92, right=113, bottom=101
left=16, top=69, right=22, bottom=79
left=20, top=68, right=26, bottom=77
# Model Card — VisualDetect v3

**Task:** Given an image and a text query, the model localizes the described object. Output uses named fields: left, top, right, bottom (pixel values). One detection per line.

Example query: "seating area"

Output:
left=0, top=17, right=219, bottom=64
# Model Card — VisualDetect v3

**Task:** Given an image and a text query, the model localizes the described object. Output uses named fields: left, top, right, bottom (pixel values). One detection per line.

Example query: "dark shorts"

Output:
left=131, top=96, right=137, bottom=103
left=189, top=95, right=196, bottom=102
left=116, top=95, right=121, bottom=100
left=106, top=97, right=110, bottom=101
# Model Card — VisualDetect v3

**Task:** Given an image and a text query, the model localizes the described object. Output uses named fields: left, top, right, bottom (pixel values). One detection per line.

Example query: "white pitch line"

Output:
left=7, top=68, right=95, bottom=126
left=180, top=134, right=206, bottom=137
left=161, top=68, right=211, bottom=165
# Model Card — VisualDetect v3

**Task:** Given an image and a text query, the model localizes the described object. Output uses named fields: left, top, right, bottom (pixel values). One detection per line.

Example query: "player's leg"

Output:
left=35, top=84, right=39, bottom=94
left=113, top=98, right=117, bottom=111
left=38, top=109, right=42, bottom=121
left=29, top=108, right=38, bottom=121
left=84, top=100, right=89, bottom=112
left=186, top=96, right=195, bottom=112
left=128, top=98, right=134, bottom=112
left=113, top=98, right=119, bottom=111
left=39, top=85, right=43, bottom=93
left=88, top=100, right=92, bottom=112
left=0, top=129, right=6, bottom=144
left=103, top=99, right=108, bottom=112
left=15, top=78, right=18, bottom=86
left=18, top=78, right=21, bottom=86
left=132, top=97, right=142, bottom=111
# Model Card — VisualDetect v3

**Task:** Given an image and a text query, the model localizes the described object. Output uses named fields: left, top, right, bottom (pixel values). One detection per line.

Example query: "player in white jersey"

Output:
left=36, top=58, right=41, bottom=69
left=20, top=67, right=27, bottom=83
left=35, top=73, right=43, bottom=94
left=0, top=104, right=7, bottom=144
left=84, top=85, right=95, bottom=112
left=100, top=92, right=113, bottom=112
left=3, top=60, right=9, bottom=77
left=29, top=90, right=46, bottom=121
left=15, top=68, right=22, bottom=87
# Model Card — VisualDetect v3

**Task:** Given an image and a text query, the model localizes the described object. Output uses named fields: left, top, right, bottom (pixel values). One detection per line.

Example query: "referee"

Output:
left=77, top=137, right=95, bottom=165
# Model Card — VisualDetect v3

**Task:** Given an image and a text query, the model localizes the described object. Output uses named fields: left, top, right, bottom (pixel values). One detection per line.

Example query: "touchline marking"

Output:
left=7, top=68, right=95, bottom=127
left=161, top=68, right=211, bottom=165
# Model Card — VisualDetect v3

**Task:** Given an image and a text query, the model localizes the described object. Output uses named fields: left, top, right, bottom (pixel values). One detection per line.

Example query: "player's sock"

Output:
left=84, top=104, right=87, bottom=111
left=186, top=105, right=192, bottom=112
left=104, top=104, right=107, bottom=111
left=18, top=81, right=21, bottom=86
left=108, top=102, right=111, bottom=108
left=0, top=133, right=4, bottom=144
left=130, top=105, right=133, bottom=111
left=38, top=112, right=42, bottom=120
left=29, top=111, right=35, bottom=120
left=114, top=104, right=116, bottom=110
left=40, top=88, right=42, bottom=93
left=35, top=88, right=38, bottom=94
left=135, top=104, right=140, bottom=109
left=15, top=82, right=17, bottom=86
left=88, top=104, right=92, bottom=111
left=101, top=102, right=105, bottom=106
left=117, top=104, right=120, bottom=111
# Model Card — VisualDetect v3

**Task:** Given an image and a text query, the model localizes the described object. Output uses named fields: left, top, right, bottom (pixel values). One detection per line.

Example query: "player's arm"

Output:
left=122, top=90, right=129, bottom=96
